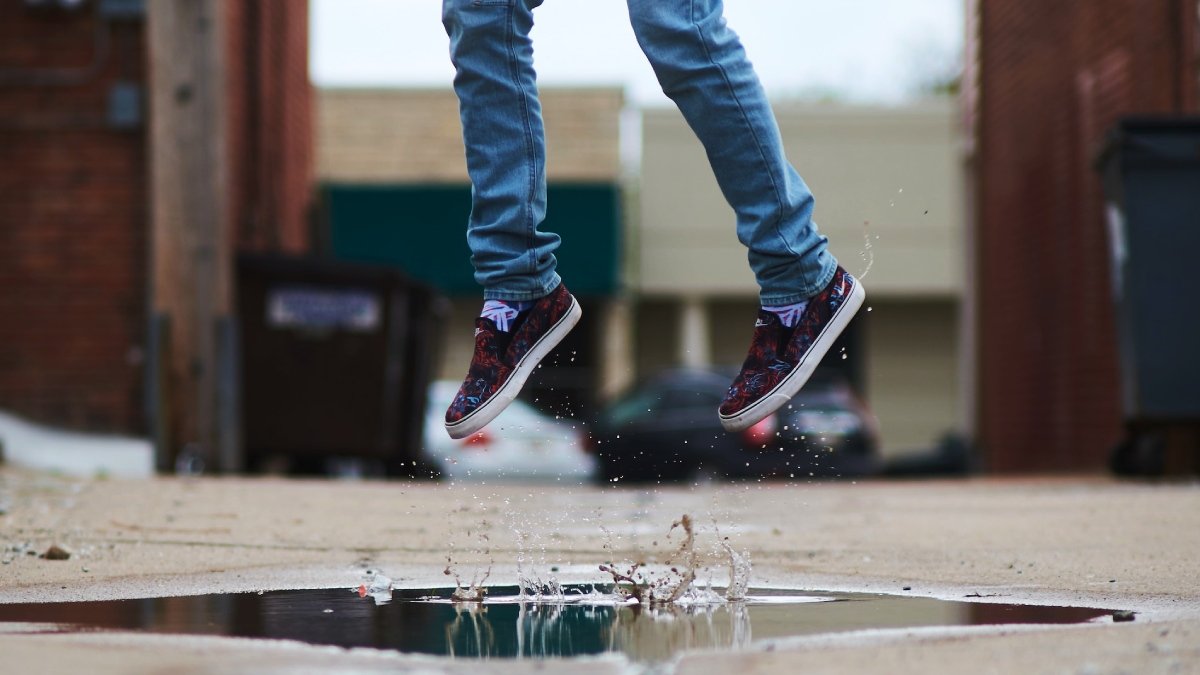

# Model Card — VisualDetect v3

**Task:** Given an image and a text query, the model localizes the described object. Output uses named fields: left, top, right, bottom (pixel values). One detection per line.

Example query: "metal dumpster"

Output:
left=237, top=254, right=447, bottom=476
left=1099, top=117, right=1200, bottom=475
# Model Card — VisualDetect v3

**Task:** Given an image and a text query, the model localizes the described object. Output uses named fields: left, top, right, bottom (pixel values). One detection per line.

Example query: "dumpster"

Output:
left=237, top=254, right=447, bottom=476
left=1099, top=117, right=1200, bottom=475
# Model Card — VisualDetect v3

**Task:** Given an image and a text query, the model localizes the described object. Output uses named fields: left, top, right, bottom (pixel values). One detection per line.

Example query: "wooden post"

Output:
left=146, top=0, right=232, bottom=472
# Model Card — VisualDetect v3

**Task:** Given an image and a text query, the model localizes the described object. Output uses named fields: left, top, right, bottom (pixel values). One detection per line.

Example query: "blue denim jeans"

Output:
left=442, top=0, right=837, bottom=304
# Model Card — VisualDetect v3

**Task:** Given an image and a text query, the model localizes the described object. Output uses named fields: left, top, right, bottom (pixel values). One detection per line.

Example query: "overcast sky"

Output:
left=311, top=0, right=964, bottom=105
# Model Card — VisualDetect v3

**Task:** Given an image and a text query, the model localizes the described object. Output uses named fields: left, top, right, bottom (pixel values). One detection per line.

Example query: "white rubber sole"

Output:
left=719, top=279, right=866, bottom=433
left=445, top=297, right=582, bottom=440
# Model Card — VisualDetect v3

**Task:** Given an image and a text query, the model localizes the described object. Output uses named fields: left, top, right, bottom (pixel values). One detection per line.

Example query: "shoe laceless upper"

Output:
left=446, top=284, right=574, bottom=425
left=720, top=267, right=854, bottom=417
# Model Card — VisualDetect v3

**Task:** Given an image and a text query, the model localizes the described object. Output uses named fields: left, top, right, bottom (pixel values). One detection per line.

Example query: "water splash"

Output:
left=859, top=221, right=876, bottom=280
left=599, top=514, right=741, bottom=607
left=511, top=499, right=566, bottom=603
left=721, top=541, right=752, bottom=601
left=445, top=524, right=494, bottom=602
left=440, top=512, right=751, bottom=611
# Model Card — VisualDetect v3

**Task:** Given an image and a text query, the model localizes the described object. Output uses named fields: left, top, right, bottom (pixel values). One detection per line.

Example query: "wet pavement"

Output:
left=0, top=468, right=1198, bottom=673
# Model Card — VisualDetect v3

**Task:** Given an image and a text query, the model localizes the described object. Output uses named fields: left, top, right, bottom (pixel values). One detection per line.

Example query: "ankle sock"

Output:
left=762, top=300, right=809, bottom=328
left=481, top=299, right=532, bottom=332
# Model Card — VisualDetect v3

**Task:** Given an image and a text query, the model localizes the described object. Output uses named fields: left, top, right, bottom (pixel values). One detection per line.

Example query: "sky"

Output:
left=310, top=0, right=964, bottom=106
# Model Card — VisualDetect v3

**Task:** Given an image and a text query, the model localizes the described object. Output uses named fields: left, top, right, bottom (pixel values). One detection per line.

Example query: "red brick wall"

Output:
left=0, top=4, right=148, bottom=433
left=975, top=0, right=1198, bottom=471
left=0, top=1, right=312, bottom=436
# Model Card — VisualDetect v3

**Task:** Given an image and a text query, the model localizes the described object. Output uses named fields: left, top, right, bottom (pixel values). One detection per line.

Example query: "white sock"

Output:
left=761, top=300, right=809, bottom=328
left=480, top=299, right=531, bottom=332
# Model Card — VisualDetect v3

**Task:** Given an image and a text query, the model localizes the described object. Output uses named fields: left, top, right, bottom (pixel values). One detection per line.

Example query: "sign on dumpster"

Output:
left=266, top=286, right=381, bottom=332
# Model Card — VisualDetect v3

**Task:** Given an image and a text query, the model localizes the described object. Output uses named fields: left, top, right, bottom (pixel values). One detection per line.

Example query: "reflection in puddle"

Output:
left=0, top=586, right=1114, bottom=663
left=603, top=601, right=754, bottom=662
left=445, top=596, right=757, bottom=660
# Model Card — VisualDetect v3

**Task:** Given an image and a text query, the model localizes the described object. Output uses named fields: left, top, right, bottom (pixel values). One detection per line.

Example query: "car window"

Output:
left=662, top=388, right=722, bottom=409
left=604, top=389, right=667, bottom=427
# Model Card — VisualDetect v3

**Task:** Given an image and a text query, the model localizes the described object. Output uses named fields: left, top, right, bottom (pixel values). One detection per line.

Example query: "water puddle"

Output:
left=0, top=585, right=1114, bottom=663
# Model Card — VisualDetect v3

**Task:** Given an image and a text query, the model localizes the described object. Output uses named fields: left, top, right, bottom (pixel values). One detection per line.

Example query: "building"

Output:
left=964, top=0, right=1199, bottom=471
left=637, top=102, right=967, bottom=457
left=317, top=88, right=966, bottom=457
left=0, top=0, right=313, bottom=467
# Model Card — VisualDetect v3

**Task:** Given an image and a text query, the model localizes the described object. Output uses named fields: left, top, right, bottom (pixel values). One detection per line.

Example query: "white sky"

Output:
left=311, top=0, right=964, bottom=105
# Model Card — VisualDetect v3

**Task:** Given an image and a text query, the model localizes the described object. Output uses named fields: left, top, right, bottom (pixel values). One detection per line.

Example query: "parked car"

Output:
left=422, top=381, right=595, bottom=482
left=589, top=369, right=880, bottom=483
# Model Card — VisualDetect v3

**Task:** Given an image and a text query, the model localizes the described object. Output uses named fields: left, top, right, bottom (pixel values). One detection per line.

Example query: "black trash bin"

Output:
left=1099, top=117, right=1200, bottom=475
left=237, top=254, right=448, bottom=476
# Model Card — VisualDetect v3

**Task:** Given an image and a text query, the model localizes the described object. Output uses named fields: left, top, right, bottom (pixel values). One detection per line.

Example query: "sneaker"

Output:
left=444, top=283, right=581, bottom=439
left=719, top=266, right=865, bottom=432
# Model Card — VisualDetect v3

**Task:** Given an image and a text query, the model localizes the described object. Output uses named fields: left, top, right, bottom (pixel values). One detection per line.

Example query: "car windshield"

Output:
left=602, top=389, right=662, bottom=427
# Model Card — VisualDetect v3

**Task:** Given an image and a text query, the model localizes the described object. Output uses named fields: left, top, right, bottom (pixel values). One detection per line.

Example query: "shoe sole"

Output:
left=719, top=279, right=866, bottom=433
left=444, top=296, right=582, bottom=440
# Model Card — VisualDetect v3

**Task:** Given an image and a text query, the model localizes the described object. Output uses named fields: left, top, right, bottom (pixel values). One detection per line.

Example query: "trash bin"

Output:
left=1099, top=117, right=1200, bottom=475
left=237, top=254, right=448, bottom=476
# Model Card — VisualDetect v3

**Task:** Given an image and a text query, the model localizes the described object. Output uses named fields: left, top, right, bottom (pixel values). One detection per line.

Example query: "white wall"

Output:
left=638, top=101, right=965, bottom=299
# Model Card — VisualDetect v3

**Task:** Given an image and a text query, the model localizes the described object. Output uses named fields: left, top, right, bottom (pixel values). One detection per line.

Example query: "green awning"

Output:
left=321, top=183, right=621, bottom=296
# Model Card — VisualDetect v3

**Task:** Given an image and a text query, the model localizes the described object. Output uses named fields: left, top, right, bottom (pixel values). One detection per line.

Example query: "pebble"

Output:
left=41, top=545, right=71, bottom=561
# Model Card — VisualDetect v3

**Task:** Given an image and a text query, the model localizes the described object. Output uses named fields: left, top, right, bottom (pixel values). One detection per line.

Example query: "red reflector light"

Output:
left=742, top=414, right=778, bottom=447
left=462, top=429, right=493, bottom=448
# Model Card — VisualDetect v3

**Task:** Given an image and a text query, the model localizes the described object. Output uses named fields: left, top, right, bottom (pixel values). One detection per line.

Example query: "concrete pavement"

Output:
left=1, top=468, right=1198, bottom=673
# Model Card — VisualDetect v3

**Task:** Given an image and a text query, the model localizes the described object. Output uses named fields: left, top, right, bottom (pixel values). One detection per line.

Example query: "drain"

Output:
left=0, top=585, right=1115, bottom=662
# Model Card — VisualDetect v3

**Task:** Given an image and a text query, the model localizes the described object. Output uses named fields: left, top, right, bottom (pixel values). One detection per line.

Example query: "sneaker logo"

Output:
left=474, top=327, right=483, bottom=337
left=755, top=319, right=770, bottom=327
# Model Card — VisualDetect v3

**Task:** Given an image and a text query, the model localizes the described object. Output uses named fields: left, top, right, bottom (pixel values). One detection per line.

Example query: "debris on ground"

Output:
left=355, top=573, right=393, bottom=604
left=40, top=544, right=71, bottom=560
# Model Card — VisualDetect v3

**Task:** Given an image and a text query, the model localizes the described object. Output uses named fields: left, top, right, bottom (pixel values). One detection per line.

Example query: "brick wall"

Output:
left=975, top=0, right=1198, bottom=471
left=0, top=3, right=149, bottom=433
left=0, top=1, right=312, bottom=436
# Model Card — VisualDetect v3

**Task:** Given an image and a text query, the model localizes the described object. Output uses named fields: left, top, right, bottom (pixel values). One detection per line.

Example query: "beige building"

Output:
left=316, top=88, right=965, bottom=456
left=635, top=102, right=966, bottom=456
left=317, top=88, right=622, bottom=184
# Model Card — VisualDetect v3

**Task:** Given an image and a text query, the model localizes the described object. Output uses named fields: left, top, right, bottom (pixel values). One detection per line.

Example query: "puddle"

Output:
left=0, top=585, right=1114, bottom=663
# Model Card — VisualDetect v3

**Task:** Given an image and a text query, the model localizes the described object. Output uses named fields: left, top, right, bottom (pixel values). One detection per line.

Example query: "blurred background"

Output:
left=1, top=0, right=1197, bottom=480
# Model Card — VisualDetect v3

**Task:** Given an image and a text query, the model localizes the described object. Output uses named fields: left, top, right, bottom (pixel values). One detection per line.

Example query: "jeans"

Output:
left=442, top=0, right=837, bottom=304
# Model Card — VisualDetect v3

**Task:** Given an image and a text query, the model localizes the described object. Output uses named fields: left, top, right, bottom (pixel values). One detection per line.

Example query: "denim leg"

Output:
left=442, top=0, right=560, bottom=302
left=627, top=0, right=837, bottom=304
